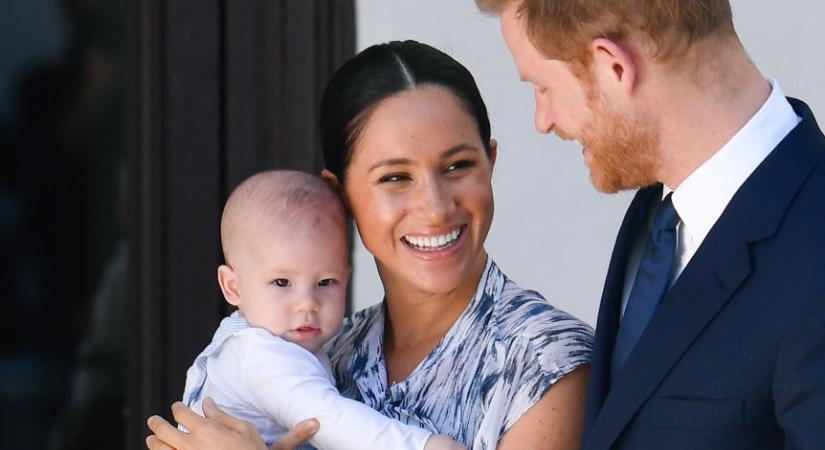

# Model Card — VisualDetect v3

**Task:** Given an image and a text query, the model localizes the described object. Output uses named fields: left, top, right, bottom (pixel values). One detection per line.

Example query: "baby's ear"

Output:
left=217, top=265, right=241, bottom=306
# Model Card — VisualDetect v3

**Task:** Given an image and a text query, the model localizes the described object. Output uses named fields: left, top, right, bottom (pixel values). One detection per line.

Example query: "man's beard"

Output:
left=577, top=89, right=661, bottom=193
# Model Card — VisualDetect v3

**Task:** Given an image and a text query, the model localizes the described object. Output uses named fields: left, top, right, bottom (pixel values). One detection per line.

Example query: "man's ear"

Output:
left=217, top=264, right=241, bottom=307
left=590, top=37, right=638, bottom=96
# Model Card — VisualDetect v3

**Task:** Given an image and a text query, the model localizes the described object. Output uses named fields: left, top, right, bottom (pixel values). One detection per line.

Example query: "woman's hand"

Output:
left=145, top=397, right=319, bottom=450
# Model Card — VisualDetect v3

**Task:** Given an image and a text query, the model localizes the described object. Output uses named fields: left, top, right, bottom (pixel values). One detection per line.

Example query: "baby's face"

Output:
left=232, top=217, right=349, bottom=353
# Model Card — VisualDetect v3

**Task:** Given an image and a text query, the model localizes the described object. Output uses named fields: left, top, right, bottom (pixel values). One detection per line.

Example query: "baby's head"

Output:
left=217, top=170, right=350, bottom=353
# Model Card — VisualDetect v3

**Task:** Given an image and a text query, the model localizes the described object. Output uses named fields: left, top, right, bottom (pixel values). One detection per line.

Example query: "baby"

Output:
left=182, top=170, right=463, bottom=450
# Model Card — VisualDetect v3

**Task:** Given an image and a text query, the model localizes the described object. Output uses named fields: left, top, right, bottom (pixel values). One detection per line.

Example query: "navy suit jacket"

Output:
left=582, top=98, right=825, bottom=450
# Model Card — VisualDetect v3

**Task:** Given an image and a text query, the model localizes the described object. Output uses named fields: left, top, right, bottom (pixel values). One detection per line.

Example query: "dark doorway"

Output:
left=1, top=1, right=354, bottom=448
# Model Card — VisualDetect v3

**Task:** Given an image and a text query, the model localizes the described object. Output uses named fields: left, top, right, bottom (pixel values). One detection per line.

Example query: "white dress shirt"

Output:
left=621, top=78, right=801, bottom=315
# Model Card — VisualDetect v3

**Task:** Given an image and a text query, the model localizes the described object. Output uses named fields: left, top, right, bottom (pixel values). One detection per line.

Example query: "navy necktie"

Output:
left=611, top=193, right=680, bottom=376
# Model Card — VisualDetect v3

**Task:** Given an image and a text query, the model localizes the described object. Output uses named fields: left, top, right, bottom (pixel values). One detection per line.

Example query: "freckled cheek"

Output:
left=456, top=178, right=494, bottom=207
left=353, top=194, right=407, bottom=244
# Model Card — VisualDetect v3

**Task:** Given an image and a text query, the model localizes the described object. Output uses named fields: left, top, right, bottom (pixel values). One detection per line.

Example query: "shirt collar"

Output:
left=665, top=78, right=801, bottom=245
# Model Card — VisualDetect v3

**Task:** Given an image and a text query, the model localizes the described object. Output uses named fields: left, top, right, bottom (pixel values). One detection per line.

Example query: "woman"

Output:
left=147, top=40, right=593, bottom=450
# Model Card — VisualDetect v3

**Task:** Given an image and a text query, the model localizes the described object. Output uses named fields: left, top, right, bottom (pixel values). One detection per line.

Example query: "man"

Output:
left=476, top=0, right=825, bottom=448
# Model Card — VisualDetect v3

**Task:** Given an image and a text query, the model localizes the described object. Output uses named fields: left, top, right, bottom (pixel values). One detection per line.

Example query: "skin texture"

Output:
left=497, top=367, right=588, bottom=450
left=146, top=81, right=589, bottom=450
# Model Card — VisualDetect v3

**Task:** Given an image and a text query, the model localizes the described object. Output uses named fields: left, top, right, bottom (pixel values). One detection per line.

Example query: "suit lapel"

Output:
left=583, top=98, right=825, bottom=450
left=586, top=205, right=752, bottom=449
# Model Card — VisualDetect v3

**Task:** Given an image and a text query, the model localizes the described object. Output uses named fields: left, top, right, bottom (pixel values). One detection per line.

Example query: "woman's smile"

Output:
left=403, top=225, right=463, bottom=251
left=401, top=224, right=467, bottom=259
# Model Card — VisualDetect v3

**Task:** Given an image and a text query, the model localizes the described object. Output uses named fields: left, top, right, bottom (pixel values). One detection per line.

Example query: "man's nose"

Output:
left=534, top=87, right=555, bottom=134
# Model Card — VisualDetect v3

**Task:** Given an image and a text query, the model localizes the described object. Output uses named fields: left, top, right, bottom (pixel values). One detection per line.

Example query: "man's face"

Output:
left=499, top=4, right=591, bottom=143
left=499, top=4, right=660, bottom=192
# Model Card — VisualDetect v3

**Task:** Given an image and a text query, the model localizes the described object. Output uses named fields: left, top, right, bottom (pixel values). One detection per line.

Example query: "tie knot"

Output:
left=652, top=193, right=680, bottom=233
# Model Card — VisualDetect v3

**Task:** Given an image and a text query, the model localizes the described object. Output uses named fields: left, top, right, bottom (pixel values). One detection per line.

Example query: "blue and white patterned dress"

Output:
left=326, top=259, right=594, bottom=449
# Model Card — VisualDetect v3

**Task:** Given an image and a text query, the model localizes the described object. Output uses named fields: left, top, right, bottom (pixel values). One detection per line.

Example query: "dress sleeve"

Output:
left=240, top=330, right=432, bottom=450
left=498, top=296, right=594, bottom=437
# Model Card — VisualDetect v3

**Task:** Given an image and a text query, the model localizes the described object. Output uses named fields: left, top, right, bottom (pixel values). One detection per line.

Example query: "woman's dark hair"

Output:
left=320, top=40, right=492, bottom=183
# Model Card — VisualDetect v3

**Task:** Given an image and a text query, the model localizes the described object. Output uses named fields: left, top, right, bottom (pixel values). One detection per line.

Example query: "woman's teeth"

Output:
left=403, top=228, right=461, bottom=250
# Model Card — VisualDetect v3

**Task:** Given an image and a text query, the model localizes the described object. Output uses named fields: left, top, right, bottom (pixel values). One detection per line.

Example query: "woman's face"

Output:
left=343, top=85, right=496, bottom=296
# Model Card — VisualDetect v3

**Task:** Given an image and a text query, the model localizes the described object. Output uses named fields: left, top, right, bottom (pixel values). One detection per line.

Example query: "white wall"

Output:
left=351, top=0, right=825, bottom=326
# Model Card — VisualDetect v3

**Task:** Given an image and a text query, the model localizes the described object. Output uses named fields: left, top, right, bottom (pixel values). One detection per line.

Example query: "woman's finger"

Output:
left=270, top=419, right=320, bottom=450
left=147, top=415, right=189, bottom=450
left=201, top=397, right=253, bottom=434
left=150, top=401, right=268, bottom=450
left=146, top=434, right=177, bottom=450
left=170, top=401, right=213, bottom=434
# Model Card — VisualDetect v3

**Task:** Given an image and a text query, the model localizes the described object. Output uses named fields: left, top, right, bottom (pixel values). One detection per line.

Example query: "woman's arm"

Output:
left=146, top=398, right=319, bottom=450
left=496, top=365, right=589, bottom=450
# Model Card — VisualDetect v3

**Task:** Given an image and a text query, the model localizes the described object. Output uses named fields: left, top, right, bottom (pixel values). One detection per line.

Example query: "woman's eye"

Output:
left=378, top=173, right=409, bottom=183
left=445, top=160, right=475, bottom=173
left=272, top=278, right=290, bottom=287
left=318, top=279, right=336, bottom=287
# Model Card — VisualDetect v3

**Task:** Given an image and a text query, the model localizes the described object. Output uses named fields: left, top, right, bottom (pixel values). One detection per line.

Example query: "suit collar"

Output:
left=670, top=82, right=800, bottom=250
left=583, top=98, right=825, bottom=450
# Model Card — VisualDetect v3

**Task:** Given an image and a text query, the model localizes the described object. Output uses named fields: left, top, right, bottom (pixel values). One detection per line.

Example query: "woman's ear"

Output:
left=590, top=37, right=638, bottom=96
left=217, top=264, right=241, bottom=307
left=321, top=168, right=351, bottom=211
left=489, top=138, right=498, bottom=169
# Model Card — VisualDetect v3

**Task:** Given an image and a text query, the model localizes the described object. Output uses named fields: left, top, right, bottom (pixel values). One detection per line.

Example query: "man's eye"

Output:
left=273, top=279, right=290, bottom=287
left=318, top=279, right=336, bottom=287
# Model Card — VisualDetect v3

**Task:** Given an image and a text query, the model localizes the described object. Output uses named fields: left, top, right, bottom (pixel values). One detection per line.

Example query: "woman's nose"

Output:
left=534, top=87, right=555, bottom=134
left=415, top=177, right=454, bottom=222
